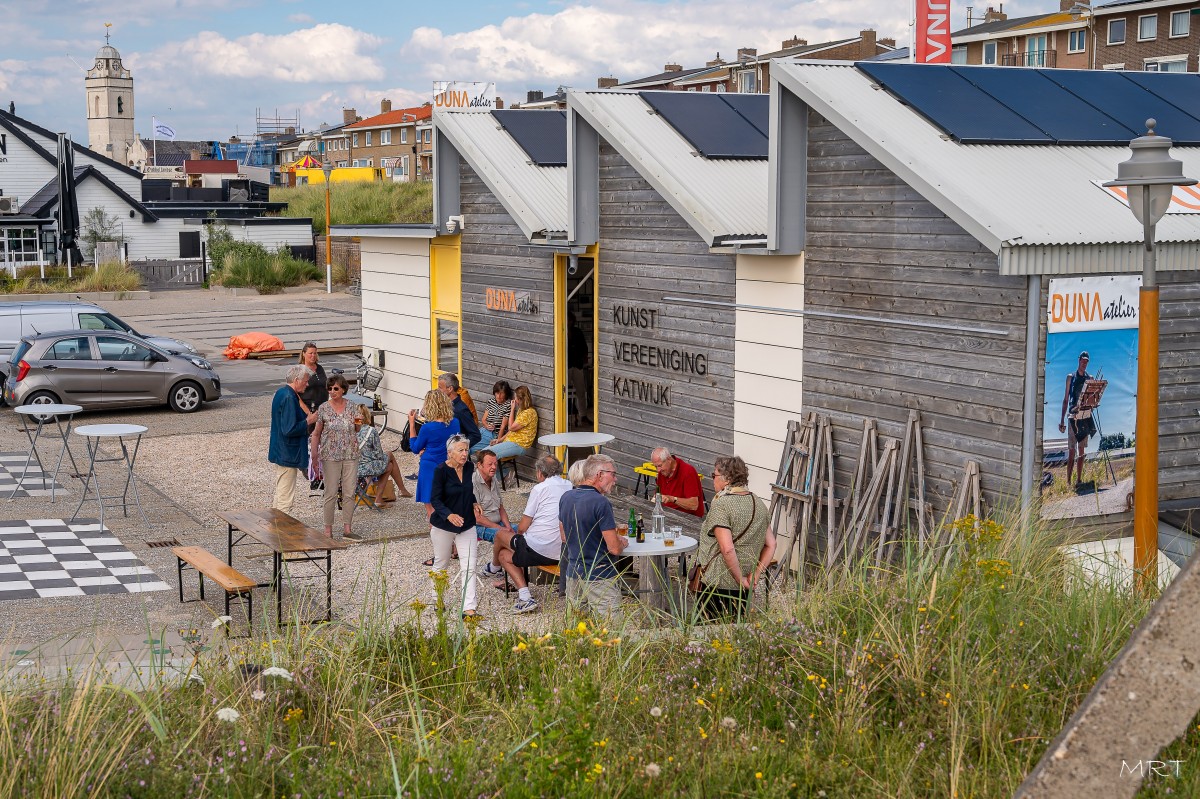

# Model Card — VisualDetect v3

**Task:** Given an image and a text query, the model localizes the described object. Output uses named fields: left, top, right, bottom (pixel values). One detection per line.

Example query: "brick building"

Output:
left=331, top=101, right=434, bottom=181
left=951, top=3, right=1091, bottom=68
left=1092, top=0, right=1200, bottom=72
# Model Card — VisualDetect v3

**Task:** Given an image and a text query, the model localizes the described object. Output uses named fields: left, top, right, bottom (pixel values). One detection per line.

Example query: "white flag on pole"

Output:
left=152, top=117, right=176, bottom=140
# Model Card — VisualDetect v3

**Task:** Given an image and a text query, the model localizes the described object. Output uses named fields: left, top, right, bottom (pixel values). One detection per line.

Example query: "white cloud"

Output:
left=167, top=23, right=385, bottom=83
left=401, top=0, right=917, bottom=95
left=288, top=13, right=315, bottom=24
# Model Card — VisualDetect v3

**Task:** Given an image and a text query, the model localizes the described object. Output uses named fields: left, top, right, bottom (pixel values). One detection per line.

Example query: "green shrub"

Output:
left=213, top=243, right=320, bottom=293
left=72, top=262, right=143, bottom=293
left=270, top=181, right=433, bottom=234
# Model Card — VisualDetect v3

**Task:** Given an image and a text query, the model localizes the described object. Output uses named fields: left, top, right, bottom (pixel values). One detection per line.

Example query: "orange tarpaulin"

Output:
left=224, top=332, right=285, bottom=360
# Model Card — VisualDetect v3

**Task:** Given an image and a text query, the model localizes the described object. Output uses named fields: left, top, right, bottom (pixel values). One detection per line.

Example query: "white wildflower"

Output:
left=216, top=707, right=240, bottom=723
left=187, top=673, right=204, bottom=685
left=720, top=716, right=738, bottom=731
left=645, top=763, right=661, bottom=778
left=251, top=689, right=266, bottom=701
left=210, top=616, right=232, bottom=629
left=649, top=706, right=663, bottom=718
left=261, top=667, right=293, bottom=681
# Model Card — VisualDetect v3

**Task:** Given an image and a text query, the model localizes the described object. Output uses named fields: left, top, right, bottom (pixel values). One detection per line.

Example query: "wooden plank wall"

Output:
left=1158, top=271, right=1200, bottom=506
left=597, top=142, right=736, bottom=493
left=801, top=112, right=1032, bottom=518
left=457, top=162, right=555, bottom=476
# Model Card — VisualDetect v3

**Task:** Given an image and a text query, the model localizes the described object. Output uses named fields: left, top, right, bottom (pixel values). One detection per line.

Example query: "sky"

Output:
left=1, top=0, right=1052, bottom=142
left=1043, top=328, right=1139, bottom=453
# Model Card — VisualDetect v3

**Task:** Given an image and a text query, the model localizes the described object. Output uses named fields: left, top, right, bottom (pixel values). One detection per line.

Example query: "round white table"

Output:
left=538, top=432, right=614, bottom=471
left=71, top=424, right=149, bottom=528
left=11, top=403, right=83, bottom=502
left=346, top=393, right=388, bottom=432
left=621, top=534, right=698, bottom=615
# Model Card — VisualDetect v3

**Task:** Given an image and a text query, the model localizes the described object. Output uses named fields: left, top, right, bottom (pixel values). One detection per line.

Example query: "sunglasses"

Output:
left=448, top=434, right=468, bottom=443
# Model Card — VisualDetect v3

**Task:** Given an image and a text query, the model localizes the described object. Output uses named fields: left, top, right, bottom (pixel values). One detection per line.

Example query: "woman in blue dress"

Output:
left=409, top=390, right=461, bottom=512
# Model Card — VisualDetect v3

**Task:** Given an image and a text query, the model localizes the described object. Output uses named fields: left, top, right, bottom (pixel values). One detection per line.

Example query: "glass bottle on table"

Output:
left=652, top=492, right=667, bottom=539
left=636, top=512, right=645, bottom=544
left=628, top=506, right=637, bottom=538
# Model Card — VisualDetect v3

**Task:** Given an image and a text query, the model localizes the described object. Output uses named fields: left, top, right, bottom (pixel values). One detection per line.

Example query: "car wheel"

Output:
left=169, top=380, right=203, bottom=413
left=25, top=390, right=62, bottom=422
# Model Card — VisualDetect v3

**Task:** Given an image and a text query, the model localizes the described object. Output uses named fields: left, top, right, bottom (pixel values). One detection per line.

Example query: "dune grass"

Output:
left=271, top=181, right=433, bottom=234
left=1, top=514, right=1184, bottom=797
left=0, top=262, right=143, bottom=295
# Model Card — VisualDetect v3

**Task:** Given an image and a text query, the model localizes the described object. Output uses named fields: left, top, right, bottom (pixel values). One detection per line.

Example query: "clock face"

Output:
left=112, top=60, right=121, bottom=70
left=96, top=59, right=104, bottom=70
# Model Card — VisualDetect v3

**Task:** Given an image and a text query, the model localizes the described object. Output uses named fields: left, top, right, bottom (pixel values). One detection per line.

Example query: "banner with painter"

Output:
left=1041, top=276, right=1139, bottom=520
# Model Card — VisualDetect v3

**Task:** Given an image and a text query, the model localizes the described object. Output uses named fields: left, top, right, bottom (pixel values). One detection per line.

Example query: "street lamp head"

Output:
left=1103, top=119, right=1197, bottom=226
left=322, top=163, right=333, bottom=183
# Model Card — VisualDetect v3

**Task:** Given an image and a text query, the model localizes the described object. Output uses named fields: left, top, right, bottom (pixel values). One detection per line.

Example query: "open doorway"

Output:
left=555, top=254, right=597, bottom=447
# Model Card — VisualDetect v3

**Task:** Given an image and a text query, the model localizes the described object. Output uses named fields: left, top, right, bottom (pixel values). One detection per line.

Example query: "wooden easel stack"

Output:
left=767, top=410, right=984, bottom=587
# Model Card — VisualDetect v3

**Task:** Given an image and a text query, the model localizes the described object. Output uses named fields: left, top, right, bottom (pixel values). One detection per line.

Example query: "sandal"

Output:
left=492, top=579, right=507, bottom=591
left=422, top=557, right=434, bottom=567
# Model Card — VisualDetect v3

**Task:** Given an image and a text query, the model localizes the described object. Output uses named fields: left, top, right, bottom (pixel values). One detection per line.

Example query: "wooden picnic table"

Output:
left=218, top=508, right=347, bottom=625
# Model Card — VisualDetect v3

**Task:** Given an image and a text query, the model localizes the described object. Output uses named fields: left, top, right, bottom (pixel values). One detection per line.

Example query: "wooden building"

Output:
left=770, top=61, right=1200, bottom=536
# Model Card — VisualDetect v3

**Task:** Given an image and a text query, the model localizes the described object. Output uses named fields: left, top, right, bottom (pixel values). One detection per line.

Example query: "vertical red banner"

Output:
left=916, top=0, right=952, bottom=63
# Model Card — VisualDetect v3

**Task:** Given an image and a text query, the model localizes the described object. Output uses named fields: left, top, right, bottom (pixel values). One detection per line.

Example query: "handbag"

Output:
left=688, top=494, right=758, bottom=594
left=399, top=417, right=423, bottom=453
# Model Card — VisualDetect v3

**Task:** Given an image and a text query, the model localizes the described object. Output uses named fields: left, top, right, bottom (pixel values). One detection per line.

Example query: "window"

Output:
left=47, top=337, right=92, bottom=361
left=381, top=129, right=391, bottom=145
left=1025, top=34, right=1048, bottom=66
left=1138, top=14, right=1157, bottom=41
left=1103, top=62, right=1126, bottom=70
left=352, top=132, right=359, bottom=147
left=434, top=318, right=459, bottom=374
left=1171, top=9, right=1190, bottom=37
left=96, top=336, right=154, bottom=362
left=365, top=131, right=372, bottom=146
left=951, top=46, right=968, bottom=64
left=401, top=155, right=409, bottom=176
left=423, top=129, right=431, bottom=143
left=401, top=129, right=408, bottom=144
left=367, top=159, right=373, bottom=167
left=715, top=83, right=725, bottom=92
left=78, top=313, right=130, bottom=332
left=983, top=42, right=997, bottom=64
left=1108, top=18, right=1126, bottom=45
left=1145, top=55, right=1188, bottom=72
left=0, top=228, right=40, bottom=264
left=737, top=70, right=756, bottom=93
left=1068, top=29, right=1087, bottom=53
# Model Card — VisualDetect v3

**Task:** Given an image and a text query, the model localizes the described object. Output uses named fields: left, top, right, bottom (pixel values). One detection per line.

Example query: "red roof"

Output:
left=344, top=105, right=432, bottom=130
left=185, top=159, right=238, bottom=174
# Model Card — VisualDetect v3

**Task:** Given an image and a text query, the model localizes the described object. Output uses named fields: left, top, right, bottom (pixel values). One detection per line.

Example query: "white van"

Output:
left=0, top=301, right=196, bottom=377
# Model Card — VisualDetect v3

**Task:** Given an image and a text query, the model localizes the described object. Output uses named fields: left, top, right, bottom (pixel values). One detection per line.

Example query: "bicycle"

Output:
left=330, top=353, right=385, bottom=396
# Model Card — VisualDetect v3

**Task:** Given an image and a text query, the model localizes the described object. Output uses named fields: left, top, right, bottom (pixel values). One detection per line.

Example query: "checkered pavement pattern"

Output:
left=0, top=519, right=169, bottom=600
left=0, top=452, right=67, bottom=498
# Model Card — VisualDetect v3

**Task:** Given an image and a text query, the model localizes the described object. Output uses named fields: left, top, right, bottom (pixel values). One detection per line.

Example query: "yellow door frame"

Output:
left=552, top=247, right=599, bottom=436
left=429, top=235, right=462, bottom=387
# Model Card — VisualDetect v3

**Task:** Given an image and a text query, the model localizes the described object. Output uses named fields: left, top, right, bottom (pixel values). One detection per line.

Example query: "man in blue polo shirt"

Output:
left=559, top=453, right=628, bottom=621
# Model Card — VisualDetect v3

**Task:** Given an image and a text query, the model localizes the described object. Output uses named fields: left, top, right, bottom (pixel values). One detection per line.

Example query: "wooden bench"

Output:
left=173, top=546, right=257, bottom=623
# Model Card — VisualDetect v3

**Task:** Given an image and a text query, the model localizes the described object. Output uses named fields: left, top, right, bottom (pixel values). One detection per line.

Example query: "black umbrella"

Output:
left=55, top=133, right=82, bottom=274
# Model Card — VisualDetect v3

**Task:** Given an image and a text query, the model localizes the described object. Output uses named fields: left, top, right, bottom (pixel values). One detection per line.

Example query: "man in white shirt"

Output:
left=493, top=454, right=570, bottom=614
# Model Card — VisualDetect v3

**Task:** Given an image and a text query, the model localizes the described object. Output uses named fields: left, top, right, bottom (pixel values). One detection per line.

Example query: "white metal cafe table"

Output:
left=537, top=432, right=615, bottom=470
left=71, top=424, right=150, bottom=528
left=10, top=403, right=82, bottom=501
left=346, top=392, right=388, bottom=432
left=622, top=534, right=698, bottom=615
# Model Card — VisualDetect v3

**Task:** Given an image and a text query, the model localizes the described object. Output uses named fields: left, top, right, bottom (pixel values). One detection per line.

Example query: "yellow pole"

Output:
left=1134, top=281, right=1159, bottom=592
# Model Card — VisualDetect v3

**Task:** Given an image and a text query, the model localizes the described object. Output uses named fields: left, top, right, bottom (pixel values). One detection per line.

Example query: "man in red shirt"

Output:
left=651, top=447, right=706, bottom=518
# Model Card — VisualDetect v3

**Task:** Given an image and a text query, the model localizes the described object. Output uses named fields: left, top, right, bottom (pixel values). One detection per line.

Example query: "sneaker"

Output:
left=480, top=563, right=504, bottom=578
left=513, top=597, right=539, bottom=614
left=343, top=532, right=364, bottom=542
left=405, top=473, right=419, bottom=481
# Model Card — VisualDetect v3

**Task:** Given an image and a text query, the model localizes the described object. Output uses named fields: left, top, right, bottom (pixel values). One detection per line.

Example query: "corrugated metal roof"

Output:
left=567, top=90, right=768, bottom=245
left=772, top=61, right=1200, bottom=274
left=433, top=110, right=568, bottom=241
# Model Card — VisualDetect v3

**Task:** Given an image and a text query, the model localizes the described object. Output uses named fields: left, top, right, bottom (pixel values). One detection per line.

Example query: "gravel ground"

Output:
left=0, top=394, right=673, bottom=650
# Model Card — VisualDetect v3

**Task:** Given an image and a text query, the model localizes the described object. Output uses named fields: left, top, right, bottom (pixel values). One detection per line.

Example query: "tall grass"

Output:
left=0, top=263, right=143, bottom=295
left=0, top=514, right=1180, bottom=797
left=270, top=182, right=433, bottom=234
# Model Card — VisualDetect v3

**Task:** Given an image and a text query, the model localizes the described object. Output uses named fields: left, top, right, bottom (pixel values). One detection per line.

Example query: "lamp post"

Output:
left=322, top=162, right=333, bottom=294
left=1103, top=119, right=1196, bottom=592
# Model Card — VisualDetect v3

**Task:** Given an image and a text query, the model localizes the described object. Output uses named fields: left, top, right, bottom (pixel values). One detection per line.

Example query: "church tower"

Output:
left=85, top=31, right=135, bottom=165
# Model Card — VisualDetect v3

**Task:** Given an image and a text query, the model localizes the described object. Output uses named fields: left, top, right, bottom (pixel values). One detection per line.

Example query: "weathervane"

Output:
left=104, top=22, right=112, bottom=45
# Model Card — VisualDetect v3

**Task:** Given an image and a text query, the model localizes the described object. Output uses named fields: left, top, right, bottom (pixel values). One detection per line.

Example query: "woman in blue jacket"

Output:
left=409, top=389, right=461, bottom=511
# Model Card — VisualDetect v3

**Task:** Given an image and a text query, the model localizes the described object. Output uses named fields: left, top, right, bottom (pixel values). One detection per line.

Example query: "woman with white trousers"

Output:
left=428, top=435, right=479, bottom=617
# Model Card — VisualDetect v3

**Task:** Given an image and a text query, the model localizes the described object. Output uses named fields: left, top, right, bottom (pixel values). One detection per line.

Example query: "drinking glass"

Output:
left=665, top=525, right=681, bottom=547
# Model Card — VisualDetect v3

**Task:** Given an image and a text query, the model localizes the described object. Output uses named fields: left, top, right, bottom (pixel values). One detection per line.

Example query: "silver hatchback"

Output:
left=4, top=330, right=221, bottom=413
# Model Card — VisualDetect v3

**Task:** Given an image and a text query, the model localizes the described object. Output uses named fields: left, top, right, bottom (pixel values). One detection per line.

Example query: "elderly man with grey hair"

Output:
left=491, top=454, right=570, bottom=614
left=438, top=372, right=481, bottom=449
left=269, top=365, right=317, bottom=514
left=559, top=453, right=628, bottom=621
left=651, top=445, right=706, bottom=518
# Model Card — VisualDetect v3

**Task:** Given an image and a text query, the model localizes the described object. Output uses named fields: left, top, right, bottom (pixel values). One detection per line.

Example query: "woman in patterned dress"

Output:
left=309, top=374, right=362, bottom=541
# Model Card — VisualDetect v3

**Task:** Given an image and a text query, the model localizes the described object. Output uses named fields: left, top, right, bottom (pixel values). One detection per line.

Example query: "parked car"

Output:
left=0, top=301, right=197, bottom=376
left=4, top=330, right=220, bottom=414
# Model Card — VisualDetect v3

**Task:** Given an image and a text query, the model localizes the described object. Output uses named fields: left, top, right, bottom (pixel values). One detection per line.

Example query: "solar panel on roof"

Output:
left=1122, top=71, right=1200, bottom=119
left=1040, top=70, right=1200, bottom=144
left=639, top=91, right=768, bottom=159
left=948, top=66, right=1138, bottom=144
left=857, top=62, right=1052, bottom=144
left=491, top=110, right=567, bottom=167
left=718, top=94, right=769, bottom=138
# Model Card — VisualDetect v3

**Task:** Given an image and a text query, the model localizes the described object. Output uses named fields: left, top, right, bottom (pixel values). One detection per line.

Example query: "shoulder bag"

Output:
left=688, top=494, right=758, bottom=594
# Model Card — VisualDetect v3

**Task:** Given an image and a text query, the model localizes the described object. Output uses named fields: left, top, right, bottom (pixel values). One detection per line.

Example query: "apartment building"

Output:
left=332, top=101, right=434, bottom=181
left=1092, top=0, right=1200, bottom=72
